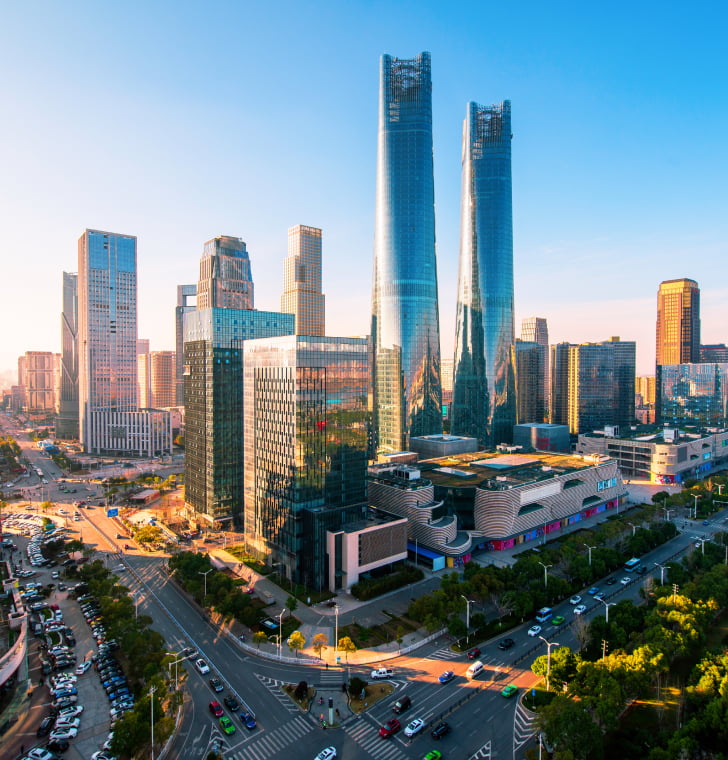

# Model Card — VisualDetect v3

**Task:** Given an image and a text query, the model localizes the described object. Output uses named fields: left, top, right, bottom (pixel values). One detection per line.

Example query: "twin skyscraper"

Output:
left=372, top=52, right=515, bottom=455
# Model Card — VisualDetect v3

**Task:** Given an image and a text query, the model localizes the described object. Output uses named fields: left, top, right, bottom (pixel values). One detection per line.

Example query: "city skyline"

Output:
left=1, top=2, right=727, bottom=377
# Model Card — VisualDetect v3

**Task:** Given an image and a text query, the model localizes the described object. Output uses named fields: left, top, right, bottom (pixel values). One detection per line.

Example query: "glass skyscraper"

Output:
left=281, top=224, right=325, bottom=336
left=452, top=101, right=515, bottom=447
left=372, top=51, right=442, bottom=455
left=658, top=363, right=728, bottom=428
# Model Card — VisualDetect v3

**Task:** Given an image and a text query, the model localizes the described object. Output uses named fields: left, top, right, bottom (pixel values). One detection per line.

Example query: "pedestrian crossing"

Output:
left=346, top=719, right=409, bottom=760
left=224, top=715, right=314, bottom=760
left=428, top=645, right=461, bottom=661
left=253, top=673, right=300, bottom=714
left=319, top=667, right=344, bottom=685
left=469, top=740, right=492, bottom=759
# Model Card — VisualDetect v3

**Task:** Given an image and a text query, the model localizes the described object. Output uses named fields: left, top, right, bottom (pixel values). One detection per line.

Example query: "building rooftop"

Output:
left=580, top=424, right=727, bottom=445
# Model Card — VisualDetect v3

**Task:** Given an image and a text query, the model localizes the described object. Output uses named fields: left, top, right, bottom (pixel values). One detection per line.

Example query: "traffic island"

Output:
left=349, top=681, right=395, bottom=713
left=283, top=682, right=315, bottom=711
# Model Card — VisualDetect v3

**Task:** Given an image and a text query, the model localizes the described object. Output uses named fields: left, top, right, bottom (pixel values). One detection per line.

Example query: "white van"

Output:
left=466, top=660, right=484, bottom=679
left=371, top=667, right=394, bottom=680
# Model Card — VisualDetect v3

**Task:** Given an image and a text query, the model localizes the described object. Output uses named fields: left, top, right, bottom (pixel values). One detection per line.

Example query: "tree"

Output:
left=294, top=680, right=308, bottom=700
left=285, top=595, right=298, bottom=616
left=312, top=632, right=328, bottom=659
left=531, top=646, right=580, bottom=692
left=537, top=695, right=604, bottom=760
left=395, top=625, right=405, bottom=653
left=252, top=631, right=267, bottom=649
left=338, top=636, right=357, bottom=662
left=447, top=616, right=467, bottom=639
left=287, top=630, right=306, bottom=657
left=348, top=676, right=367, bottom=698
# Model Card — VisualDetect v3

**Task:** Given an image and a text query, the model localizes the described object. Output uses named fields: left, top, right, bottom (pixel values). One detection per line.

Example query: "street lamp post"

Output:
left=654, top=562, right=672, bottom=585
left=149, top=684, right=157, bottom=760
left=661, top=507, right=672, bottom=522
left=538, top=636, right=560, bottom=692
left=696, top=537, right=709, bottom=555
left=165, top=652, right=184, bottom=690
left=625, top=521, right=637, bottom=536
left=334, top=603, right=339, bottom=663
left=692, top=495, right=700, bottom=519
left=461, top=595, right=475, bottom=644
left=583, top=544, right=596, bottom=566
left=538, top=562, right=552, bottom=589
left=597, top=597, right=616, bottom=624
left=199, top=568, right=212, bottom=599
left=277, top=607, right=286, bottom=660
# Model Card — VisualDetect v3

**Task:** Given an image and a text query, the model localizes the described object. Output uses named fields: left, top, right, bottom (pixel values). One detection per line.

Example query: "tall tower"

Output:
left=77, top=229, right=138, bottom=449
left=175, top=284, right=197, bottom=406
left=656, top=278, right=700, bottom=366
left=197, top=236, right=254, bottom=310
left=56, top=271, right=79, bottom=439
left=521, top=317, right=549, bottom=412
left=372, top=51, right=442, bottom=454
left=513, top=340, right=545, bottom=423
left=452, top=100, right=515, bottom=446
left=281, top=225, right=325, bottom=336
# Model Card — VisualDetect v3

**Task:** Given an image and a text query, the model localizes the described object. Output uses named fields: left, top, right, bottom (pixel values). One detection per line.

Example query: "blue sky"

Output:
left=1, top=0, right=726, bottom=377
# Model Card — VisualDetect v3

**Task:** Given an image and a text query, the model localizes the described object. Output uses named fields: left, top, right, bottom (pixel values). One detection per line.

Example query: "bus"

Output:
left=535, top=607, right=553, bottom=623
left=624, top=557, right=641, bottom=572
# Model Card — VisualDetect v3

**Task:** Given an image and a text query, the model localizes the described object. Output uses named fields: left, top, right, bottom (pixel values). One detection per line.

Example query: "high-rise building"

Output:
left=18, top=351, right=56, bottom=416
left=372, top=51, right=442, bottom=454
left=139, top=351, right=176, bottom=409
left=77, top=229, right=171, bottom=455
left=606, top=336, right=636, bottom=430
left=242, top=335, right=369, bottom=585
left=636, top=375, right=656, bottom=406
left=549, top=342, right=572, bottom=426
left=56, top=271, right=79, bottom=439
left=197, top=236, right=254, bottom=310
left=280, top=225, right=325, bottom=336
left=452, top=100, right=515, bottom=446
left=700, top=344, right=728, bottom=363
left=521, top=317, right=549, bottom=410
left=656, top=278, right=700, bottom=367
left=657, top=363, right=728, bottom=428
left=175, top=284, right=197, bottom=405
left=513, top=340, right=546, bottom=423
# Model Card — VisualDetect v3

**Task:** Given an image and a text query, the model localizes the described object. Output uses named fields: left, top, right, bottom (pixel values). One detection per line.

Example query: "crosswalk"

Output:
left=319, top=667, right=344, bottom=685
left=428, top=645, right=461, bottom=661
left=346, top=719, right=409, bottom=760
left=253, top=673, right=300, bottom=714
left=469, top=740, right=492, bottom=759
left=224, top=715, right=314, bottom=760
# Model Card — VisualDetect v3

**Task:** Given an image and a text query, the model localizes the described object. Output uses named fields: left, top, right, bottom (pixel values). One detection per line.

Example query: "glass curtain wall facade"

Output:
left=656, top=278, right=700, bottom=366
left=372, top=51, right=442, bottom=455
left=452, top=100, right=515, bottom=446
left=56, top=271, right=79, bottom=439
left=658, top=363, right=728, bottom=428
left=197, top=236, right=254, bottom=310
left=281, top=225, right=325, bottom=336
left=513, top=340, right=545, bottom=423
left=175, top=284, right=196, bottom=405
left=243, top=336, right=369, bottom=584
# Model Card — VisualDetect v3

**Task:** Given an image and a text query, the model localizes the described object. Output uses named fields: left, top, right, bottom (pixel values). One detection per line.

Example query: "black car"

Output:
left=181, top=647, right=197, bottom=659
left=47, top=737, right=70, bottom=752
left=37, top=715, right=55, bottom=736
left=605, top=577, right=617, bottom=585
left=498, top=638, right=515, bottom=650
left=431, top=721, right=451, bottom=739
left=209, top=677, right=224, bottom=693
left=224, top=695, right=240, bottom=711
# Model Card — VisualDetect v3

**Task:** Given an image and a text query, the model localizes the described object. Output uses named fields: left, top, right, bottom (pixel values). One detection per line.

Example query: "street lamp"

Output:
left=334, top=603, right=339, bottom=663
left=277, top=607, right=286, bottom=660
left=625, top=521, right=637, bottom=536
left=597, top=597, right=616, bottom=624
left=149, top=684, right=157, bottom=760
left=661, top=507, right=672, bottom=522
left=583, top=544, right=596, bottom=566
left=165, top=652, right=184, bottom=690
left=695, top=537, right=709, bottom=555
left=692, top=494, right=700, bottom=519
left=654, top=562, right=672, bottom=585
left=199, top=568, right=212, bottom=599
left=538, top=636, right=560, bottom=692
left=538, top=562, right=552, bottom=589
left=461, top=595, right=476, bottom=643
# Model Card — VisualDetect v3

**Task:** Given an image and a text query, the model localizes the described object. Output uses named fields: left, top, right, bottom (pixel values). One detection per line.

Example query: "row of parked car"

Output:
left=195, top=657, right=256, bottom=735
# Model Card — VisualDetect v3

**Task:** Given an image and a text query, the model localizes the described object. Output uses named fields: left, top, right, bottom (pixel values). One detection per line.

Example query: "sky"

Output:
left=1, top=0, right=726, bottom=378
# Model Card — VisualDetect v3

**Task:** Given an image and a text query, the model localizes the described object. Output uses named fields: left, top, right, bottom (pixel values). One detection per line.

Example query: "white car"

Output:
left=404, top=717, right=425, bottom=737
left=527, top=625, right=542, bottom=637
left=27, top=749, right=57, bottom=760
left=91, top=752, right=117, bottom=760
left=49, top=726, right=79, bottom=740
left=57, top=705, right=84, bottom=719
left=569, top=595, right=582, bottom=605
left=574, top=604, right=587, bottom=615
left=75, top=660, right=92, bottom=675
left=54, top=717, right=81, bottom=730
left=313, top=748, right=337, bottom=760
left=620, top=576, right=631, bottom=585
left=195, top=658, right=210, bottom=674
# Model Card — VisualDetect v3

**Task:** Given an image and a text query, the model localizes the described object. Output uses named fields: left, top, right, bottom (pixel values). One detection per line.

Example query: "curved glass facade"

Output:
left=452, top=101, right=515, bottom=446
left=372, top=51, right=442, bottom=455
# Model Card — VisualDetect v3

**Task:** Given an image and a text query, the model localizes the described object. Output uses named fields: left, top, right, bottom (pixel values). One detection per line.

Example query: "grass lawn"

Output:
left=339, top=613, right=419, bottom=649
left=349, top=682, right=395, bottom=714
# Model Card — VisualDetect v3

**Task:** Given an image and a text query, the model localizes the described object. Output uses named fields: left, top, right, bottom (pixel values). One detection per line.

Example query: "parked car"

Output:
left=209, top=700, right=224, bottom=718
left=240, top=711, right=257, bottom=730
left=195, top=659, right=210, bottom=674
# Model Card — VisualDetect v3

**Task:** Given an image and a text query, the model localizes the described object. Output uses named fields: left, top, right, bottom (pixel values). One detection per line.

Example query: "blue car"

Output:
left=239, top=711, right=257, bottom=730
left=438, top=671, right=455, bottom=684
left=587, top=587, right=600, bottom=595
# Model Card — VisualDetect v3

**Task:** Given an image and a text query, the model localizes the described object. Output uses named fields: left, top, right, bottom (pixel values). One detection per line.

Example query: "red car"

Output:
left=209, top=700, right=224, bottom=718
left=467, top=648, right=482, bottom=660
left=379, top=718, right=401, bottom=738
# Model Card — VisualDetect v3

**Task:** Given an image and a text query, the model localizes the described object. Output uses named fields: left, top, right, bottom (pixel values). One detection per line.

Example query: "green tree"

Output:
left=537, top=695, right=604, bottom=760
left=395, top=625, right=405, bottom=653
left=348, top=675, right=367, bottom=698
left=448, top=616, right=467, bottom=639
left=287, top=630, right=306, bottom=657
left=338, top=636, right=357, bottom=662
left=285, top=595, right=298, bottom=616
left=532, top=646, right=580, bottom=692
left=312, top=632, right=328, bottom=659
left=253, top=631, right=268, bottom=649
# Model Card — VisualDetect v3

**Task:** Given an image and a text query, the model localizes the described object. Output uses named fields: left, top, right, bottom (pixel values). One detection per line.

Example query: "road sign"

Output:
left=106, top=507, right=119, bottom=517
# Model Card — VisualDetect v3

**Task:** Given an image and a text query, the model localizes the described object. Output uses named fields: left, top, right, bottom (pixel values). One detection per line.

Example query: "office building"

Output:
left=636, top=375, right=656, bottom=406
left=513, top=340, right=546, bottom=424
left=656, top=278, right=700, bottom=366
left=452, top=100, right=515, bottom=447
left=78, top=229, right=171, bottom=456
left=242, top=335, right=369, bottom=585
left=550, top=342, right=571, bottom=426
left=513, top=423, right=570, bottom=453
left=657, top=363, right=728, bottom=428
left=521, top=317, right=549, bottom=408
left=700, top=344, right=728, bottom=363
left=280, top=224, right=325, bottom=336
left=371, top=51, right=442, bottom=455
left=18, top=351, right=56, bottom=417
left=197, top=236, right=254, bottom=310
left=175, top=284, right=197, bottom=405
left=56, top=272, right=79, bottom=439
left=139, top=350, right=176, bottom=409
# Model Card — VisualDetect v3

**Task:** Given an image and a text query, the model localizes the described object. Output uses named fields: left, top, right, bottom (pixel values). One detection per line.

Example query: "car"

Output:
left=438, top=670, right=455, bottom=684
left=587, top=586, right=600, bottom=595
left=574, top=604, right=587, bottom=615
left=51, top=571, right=60, bottom=579
left=209, top=700, right=224, bottom=718
left=75, top=661, right=92, bottom=675
left=219, top=715, right=236, bottom=735
left=606, top=577, right=617, bottom=585
left=52, top=696, right=78, bottom=709
left=404, top=718, right=425, bottom=737
left=239, top=711, right=257, bottom=730
left=209, top=677, right=224, bottom=692
left=223, top=695, right=240, bottom=711
left=181, top=647, right=197, bottom=659
left=593, top=592, right=606, bottom=601
left=27, top=749, right=58, bottom=760
left=57, top=705, right=84, bottom=718
left=54, top=717, right=81, bottom=730
left=501, top=684, right=519, bottom=698
left=46, top=738, right=71, bottom=753
left=569, top=595, right=582, bottom=605
left=313, top=748, right=337, bottom=760
left=90, top=753, right=117, bottom=760
left=551, top=615, right=565, bottom=626
left=423, top=752, right=442, bottom=760
left=620, top=576, right=631, bottom=585
left=431, top=721, right=451, bottom=739
left=379, top=718, right=401, bottom=738
left=37, top=715, right=55, bottom=736
left=636, top=565, right=648, bottom=575
left=703, top=520, right=710, bottom=526
left=49, top=726, right=78, bottom=740
left=466, top=647, right=482, bottom=660
left=195, top=659, right=210, bottom=674
left=498, top=637, right=515, bottom=650
left=527, top=625, right=542, bottom=637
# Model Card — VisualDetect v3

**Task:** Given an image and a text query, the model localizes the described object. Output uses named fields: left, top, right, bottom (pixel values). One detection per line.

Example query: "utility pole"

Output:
left=583, top=544, right=596, bottom=566
left=199, top=568, right=212, bottom=599
left=654, top=562, right=671, bottom=585
left=461, top=595, right=475, bottom=644
left=538, top=636, right=560, bottom=692
left=597, top=597, right=615, bottom=623
left=538, top=562, right=552, bottom=589
left=625, top=521, right=637, bottom=536
left=602, top=639, right=608, bottom=661
left=672, top=583, right=679, bottom=601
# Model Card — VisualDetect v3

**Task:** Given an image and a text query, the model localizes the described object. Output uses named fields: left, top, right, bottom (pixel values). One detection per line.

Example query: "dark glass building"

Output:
left=452, top=101, right=515, bottom=446
left=658, top=363, right=728, bottom=428
left=372, top=51, right=442, bottom=455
